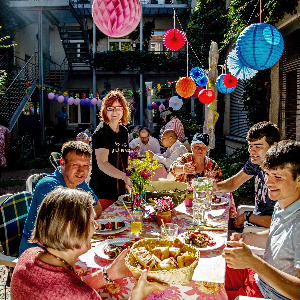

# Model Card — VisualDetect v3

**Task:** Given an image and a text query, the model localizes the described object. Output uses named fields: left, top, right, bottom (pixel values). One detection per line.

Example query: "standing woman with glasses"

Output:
left=89, top=90, right=132, bottom=211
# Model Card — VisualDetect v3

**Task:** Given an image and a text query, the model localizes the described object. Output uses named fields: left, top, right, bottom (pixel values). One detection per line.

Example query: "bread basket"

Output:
left=125, top=238, right=199, bottom=285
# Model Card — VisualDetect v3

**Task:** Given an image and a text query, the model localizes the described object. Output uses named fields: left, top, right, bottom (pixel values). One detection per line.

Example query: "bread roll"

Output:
left=158, top=257, right=179, bottom=270
left=169, top=247, right=181, bottom=258
left=151, top=247, right=169, bottom=260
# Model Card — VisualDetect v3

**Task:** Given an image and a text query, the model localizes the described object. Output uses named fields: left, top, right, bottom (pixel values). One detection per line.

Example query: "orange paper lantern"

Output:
left=175, top=77, right=196, bottom=98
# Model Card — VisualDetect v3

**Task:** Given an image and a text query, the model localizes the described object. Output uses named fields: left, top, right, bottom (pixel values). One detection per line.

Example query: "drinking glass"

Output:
left=130, top=210, right=143, bottom=236
left=192, top=199, right=205, bottom=225
left=161, top=223, right=179, bottom=240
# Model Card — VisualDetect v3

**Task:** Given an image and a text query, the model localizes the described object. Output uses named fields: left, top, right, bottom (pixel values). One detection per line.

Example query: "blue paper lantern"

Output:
left=163, top=98, right=169, bottom=105
left=147, top=103, right=153, bottom=110
left=177, top=95, right=182, bottom=99
left=227, top=48, right=258, bottom=80
left=190, top=67, right=204, bottom=82
left=196, top=76, right=208, bottom=87
left=236, top=23, right=284, bottom=71
left=80, top=99, right=86, bottom=106
left=64, top=96, right=69, bottom=104
left=156, top=101, right=161, bottom=106
left=53, top=94, right=58, bottom=102
left=216, top=74, right=236, bottom=94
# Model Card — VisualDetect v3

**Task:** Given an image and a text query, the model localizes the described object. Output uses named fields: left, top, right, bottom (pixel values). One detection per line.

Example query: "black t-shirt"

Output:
left=89, top=122, right=129, bottom=199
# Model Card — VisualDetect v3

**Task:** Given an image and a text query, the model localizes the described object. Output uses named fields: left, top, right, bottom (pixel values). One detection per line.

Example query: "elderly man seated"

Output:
left=223, top=140, right=300, bottom=300
left=146, top=129, right=188, bottom=171
left=170, top=133, right=222, bottom=182
left=129, top=127, right=160, bottom=156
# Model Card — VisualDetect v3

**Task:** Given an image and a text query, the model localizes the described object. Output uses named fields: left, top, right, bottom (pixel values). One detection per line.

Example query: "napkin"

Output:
left=192, top=256, right=226, bottom=283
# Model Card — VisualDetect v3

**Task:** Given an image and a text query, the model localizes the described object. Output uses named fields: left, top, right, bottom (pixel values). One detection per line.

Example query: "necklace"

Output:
left=45, top=249, right=75, bottom=273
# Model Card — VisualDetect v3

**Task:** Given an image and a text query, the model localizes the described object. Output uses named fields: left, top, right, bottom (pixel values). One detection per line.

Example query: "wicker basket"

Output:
left=125, top=238, right=200, bottom=285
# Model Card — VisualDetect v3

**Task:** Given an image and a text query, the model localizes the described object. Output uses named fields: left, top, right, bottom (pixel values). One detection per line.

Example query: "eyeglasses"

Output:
left=106, top=106, right=124, bottom=112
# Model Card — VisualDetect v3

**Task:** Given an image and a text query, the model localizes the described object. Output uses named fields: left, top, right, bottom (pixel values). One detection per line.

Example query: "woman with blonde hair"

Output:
left=89, top=90, right=132, bottom=211
left=11, top=187, right=168, bottom=299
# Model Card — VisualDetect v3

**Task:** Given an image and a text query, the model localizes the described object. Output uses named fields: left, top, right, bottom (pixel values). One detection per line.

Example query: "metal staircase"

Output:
left=0, top=53, right=38, bottom=131
left=58, top=2, right=92, bottom=70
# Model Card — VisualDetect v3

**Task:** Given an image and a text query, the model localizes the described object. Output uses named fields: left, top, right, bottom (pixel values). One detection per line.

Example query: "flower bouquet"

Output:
left=126, top=152, right=161, bottom=206
left=153, top=196, right=174, bottom=226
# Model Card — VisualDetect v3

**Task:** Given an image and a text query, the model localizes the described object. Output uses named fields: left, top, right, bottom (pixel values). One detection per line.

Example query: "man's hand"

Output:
left=230, top=232, right=243, bottom=241
left=107, top=247, right=132, bottom=280
left=132, top=146, right=140, bottom=151
left=124, top=176, right=133, bottom=188
left=146, top=150, right=154, bottom=159
left=183, top=163, right=195, bottom=174
left=233, top=212, right=247, bottom=228
left=222, top=241, right=256, bottom=269
left=130, top=268, right=169, bottom=300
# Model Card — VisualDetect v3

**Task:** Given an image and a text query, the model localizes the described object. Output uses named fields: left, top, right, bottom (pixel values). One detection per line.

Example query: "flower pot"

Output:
left=157, top=210, right=172, bottom=226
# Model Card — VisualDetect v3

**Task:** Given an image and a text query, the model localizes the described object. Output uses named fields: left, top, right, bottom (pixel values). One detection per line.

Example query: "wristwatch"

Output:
left=246, top=211, right=253, bottom=222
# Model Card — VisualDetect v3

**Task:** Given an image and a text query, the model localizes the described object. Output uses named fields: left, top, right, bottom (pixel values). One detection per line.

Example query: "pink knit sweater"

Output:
left=11, top=247, right=101, bottom=300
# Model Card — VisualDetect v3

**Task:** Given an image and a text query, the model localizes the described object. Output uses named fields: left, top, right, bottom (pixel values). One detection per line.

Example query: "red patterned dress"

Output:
left=0, top=125, right=10, bottom=167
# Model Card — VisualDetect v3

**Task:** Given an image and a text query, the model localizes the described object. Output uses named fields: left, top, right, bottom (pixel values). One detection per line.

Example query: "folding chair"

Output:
left=49, top=152, right=61, bottom=169
left=26, top=173, right=48, bottom=194
left=0, top=192, right=33, bottom=297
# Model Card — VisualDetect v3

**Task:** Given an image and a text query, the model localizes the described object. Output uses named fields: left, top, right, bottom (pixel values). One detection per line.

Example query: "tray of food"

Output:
left=95, top=217, right=129, bottom=235
left=211, top=194, right=229, bottom=207
left=125, top=238, right=199, bottom=285
left=181, top=230, right=225, bottom=250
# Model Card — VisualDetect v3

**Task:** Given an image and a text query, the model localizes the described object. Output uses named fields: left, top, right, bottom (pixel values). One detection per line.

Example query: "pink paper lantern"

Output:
left=159, top=104, right=165, bottom=112
left=68, top=97, right=74, bottom=105
left=92, top=0, right=142, bottom=38
left=48, top=92, right=55, bottom=100
left=198, top=89, right=215, bottom=105
left=74, top=98, right=81, bottom=105
left=91, top=98, right=98, bottom=105
left=97, top=99, right=103, bottom=107
left=151, top=103, right=159, bottom=110
left=57, top=95, right=64, bottom=103
left=163, top=28, right=186, bottom=51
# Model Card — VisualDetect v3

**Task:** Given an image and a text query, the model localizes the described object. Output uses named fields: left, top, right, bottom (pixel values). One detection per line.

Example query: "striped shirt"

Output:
left=163, top=117, right=185, bottom=139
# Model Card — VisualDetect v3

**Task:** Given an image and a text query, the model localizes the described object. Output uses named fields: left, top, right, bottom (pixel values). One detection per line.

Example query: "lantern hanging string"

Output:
left=187, top=41, right=189, bottom=77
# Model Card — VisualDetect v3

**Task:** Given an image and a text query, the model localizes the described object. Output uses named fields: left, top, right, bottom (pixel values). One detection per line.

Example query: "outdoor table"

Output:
left=76, top=195, right=231, bottom=299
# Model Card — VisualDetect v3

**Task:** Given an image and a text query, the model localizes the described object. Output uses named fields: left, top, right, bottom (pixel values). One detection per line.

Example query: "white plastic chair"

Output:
left=25, top=174, right=36, bottom=193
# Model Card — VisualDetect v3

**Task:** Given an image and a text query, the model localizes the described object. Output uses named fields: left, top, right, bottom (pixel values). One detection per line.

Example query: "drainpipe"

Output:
left=38, top=10, right=45, bottom=150
left=93, top=21, right=97, bottom=128
left=139, top=12, right=143, bottom=126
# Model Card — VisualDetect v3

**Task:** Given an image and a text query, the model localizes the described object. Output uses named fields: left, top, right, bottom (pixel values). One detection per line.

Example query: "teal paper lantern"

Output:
left=236, top=23, right=284, bottom=70
left=216, top=74, right=236, bottom=94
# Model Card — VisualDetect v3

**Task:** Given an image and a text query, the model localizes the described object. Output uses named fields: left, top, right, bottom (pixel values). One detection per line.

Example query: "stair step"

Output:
left=59, top=26, right=82, bottom=31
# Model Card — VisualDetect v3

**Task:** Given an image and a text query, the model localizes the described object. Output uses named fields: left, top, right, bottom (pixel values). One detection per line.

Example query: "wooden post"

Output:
left=204, top=41, right=219, bottom=149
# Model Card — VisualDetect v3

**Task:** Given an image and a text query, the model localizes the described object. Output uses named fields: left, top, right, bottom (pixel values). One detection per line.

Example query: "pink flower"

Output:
left=139, top=170, right=152, bottom=180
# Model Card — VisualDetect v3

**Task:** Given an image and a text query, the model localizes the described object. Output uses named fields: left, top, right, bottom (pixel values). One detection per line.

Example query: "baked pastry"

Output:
left=132, top=247, right=161, bottom=270
left=169, top=247, right=181, bottom=258
left=173, top=238, right=185, bottom=250
left=158, top=257, right=179, bottom=270
left=177, top=252, right=197, bottom=268
left=151, top=247, right=169, bottom=260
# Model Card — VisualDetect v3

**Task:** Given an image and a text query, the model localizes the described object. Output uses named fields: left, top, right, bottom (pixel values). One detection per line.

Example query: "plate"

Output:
left=179, top=232, right=226, bottom=251
left=94, top=238, right=130, bottom=260
left=211, top=196, right=229, bottom=207
left=95, top=217, right=130, bottom=235
left=118, top=194, right=131, bottom=204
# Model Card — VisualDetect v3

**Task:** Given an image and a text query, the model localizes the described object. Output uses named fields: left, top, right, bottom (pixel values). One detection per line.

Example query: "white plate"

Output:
left=211, top=196, right=229, bottom=207
left=118, top=194, right=131, bottom=203
left=94, top=238, right=130, bottom=260
left=180, top=232, right=226, bottom=251
left=95, top=217, right=130, bottom=235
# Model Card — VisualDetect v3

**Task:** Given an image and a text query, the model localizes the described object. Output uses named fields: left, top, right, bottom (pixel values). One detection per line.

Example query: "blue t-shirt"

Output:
left=243, top=158, right=276, bottom=215
left=19, top=167, right=98, bottom=256
left=56, top=110, right=68, bottom=122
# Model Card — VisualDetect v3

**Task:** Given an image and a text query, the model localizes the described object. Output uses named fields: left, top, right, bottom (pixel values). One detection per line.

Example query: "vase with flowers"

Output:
left=126, top=152, right=161, bottom=210
left=154, top=196, right=174, bottom=226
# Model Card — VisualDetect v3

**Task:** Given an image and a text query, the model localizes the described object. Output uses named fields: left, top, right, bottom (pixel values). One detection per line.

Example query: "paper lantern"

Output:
left=196, top=75, right=208, bottom=87
left=198, top=89, right=215, bottom=105
left=159, top=104, right=165, bottom=112
left=163, top=98, right=169, bottom=105
left=147, top=103, right=153, bottom=110
left=176, top=77, right=196, bottom=98
left=190, top=67, right=205, bottom=82
left=223, top=73, right=238, bottom=89
left=91, top=98, right=98, bottom=105
left=227, top=48, right=257, bottom=80
left=169, top=96, right=183, bottom=111
left=156, top=101, right=161, bottom=106
left=193, top=86, right=204, bottom=98
left=74, top=98, right=81, bottom=105
left=163, top=28, right=186, bottom=51
left=216, top=74, right=236, bottom=94
left=92, top=0, right=142, bottom=38
left=81, top=99, right=86, bottom=106
left=236, top=23, right=284, bottom=70
left=48, top=92, right=54, bottom=100
left=151, top=103, right=159, bottom=110
left=64, top=96, right=69, bottom=104
left=97, top=99, right=103, bottom=107
left=68, top=97, right=74, bottom=105
left=57, top=95, right=64, bottom=103
left=85, top=99, right=92, bottom=107
left=53, top=94, right=59, bottom=102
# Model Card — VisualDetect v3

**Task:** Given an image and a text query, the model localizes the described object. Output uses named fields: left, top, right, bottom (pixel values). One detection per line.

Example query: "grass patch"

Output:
left=0, top=179, right=26, bottom=187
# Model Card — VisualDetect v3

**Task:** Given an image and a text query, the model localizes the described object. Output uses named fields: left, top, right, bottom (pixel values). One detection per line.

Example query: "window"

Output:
left=108, top=37, right=131, bottom=51
left=150, top=31, right=166, bottom=53
left=68, top=90, right=90, bottom=125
